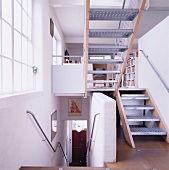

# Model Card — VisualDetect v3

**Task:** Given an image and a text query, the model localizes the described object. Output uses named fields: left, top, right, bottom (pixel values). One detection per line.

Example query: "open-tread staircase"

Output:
left=84, top=0, right=169, bottom=148
left=116, top=88, right=168, bottom=148
left=86, top=5, right=140, bottom=92
left=84, top=0, right=148, bottom=94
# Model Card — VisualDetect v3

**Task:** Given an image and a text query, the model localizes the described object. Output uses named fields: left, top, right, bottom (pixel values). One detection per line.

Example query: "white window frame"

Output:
left=0, top=0, right=35, bottom=96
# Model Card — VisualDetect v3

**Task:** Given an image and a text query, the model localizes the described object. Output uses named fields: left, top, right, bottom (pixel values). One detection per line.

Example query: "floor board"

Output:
left=106, top=126, right=169, bottom=170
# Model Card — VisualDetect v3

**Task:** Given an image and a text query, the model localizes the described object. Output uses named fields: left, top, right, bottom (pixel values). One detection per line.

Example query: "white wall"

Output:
left=89, top=93, right=116, bottom=167
left=138, top=16, right=169, bottom=128
left=0, top=0, right=67, bottom=169
left=52, top=64, right=84, bottom=95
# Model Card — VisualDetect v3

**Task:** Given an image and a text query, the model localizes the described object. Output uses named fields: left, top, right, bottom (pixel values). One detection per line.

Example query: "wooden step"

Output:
left=19, top=167, right=109, bottom=170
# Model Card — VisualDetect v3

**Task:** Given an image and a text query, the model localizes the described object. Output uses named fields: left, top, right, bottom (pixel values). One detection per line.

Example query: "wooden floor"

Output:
left=106, top=126, right=169, bottom=170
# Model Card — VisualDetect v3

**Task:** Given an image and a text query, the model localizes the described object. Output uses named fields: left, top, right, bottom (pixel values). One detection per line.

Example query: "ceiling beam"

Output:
left=65, top=37, right=83, bottom=43
left=50, top=0, right=124, bottom=7
left=149, top=0, right=169, bottom=10
left=50, top=0, right=84, bottom=7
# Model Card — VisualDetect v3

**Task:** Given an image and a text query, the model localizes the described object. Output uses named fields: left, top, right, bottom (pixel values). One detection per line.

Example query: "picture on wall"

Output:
left=68, top=98, right=82, bottom=116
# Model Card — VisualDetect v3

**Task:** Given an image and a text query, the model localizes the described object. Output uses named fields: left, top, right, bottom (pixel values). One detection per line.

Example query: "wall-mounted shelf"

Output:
left=122, top=56, right=136, bottom=87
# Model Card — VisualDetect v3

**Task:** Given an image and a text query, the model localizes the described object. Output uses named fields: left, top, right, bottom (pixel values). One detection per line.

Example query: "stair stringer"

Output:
left=114, top=0, right=147, bottom=97
left=144, top=89, right=169, bottom=142
left=116, top=91, right=135, bottom=148
left=84, top=0, right=90, bottom=98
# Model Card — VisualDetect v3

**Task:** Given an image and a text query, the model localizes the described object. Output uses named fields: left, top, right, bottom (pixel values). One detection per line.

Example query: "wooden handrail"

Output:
left=114, top=0, right=147, bottom=97
left=84, top=0, right=90, bottom=98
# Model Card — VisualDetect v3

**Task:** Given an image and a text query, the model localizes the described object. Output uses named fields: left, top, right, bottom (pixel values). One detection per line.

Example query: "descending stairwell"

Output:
left=116, top=88, right=169, bottom=148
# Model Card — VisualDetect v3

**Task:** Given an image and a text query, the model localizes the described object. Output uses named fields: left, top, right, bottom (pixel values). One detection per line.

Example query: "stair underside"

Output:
left=124, top=105, right=154, bottom=110
left=127, top=115, right=160, bottom=121
left=88, top=70, right=120, bottom=74
left=90, top=8, right=139, bottom=21
left=88, top=59, right=123, bottom=64
left=88, top=45, right=128, bottom=54
left=130, top=127, right=167, bottom=135
left=89, top=29, right=133, bottom=38
left=87, top=87, right=115, bottom=91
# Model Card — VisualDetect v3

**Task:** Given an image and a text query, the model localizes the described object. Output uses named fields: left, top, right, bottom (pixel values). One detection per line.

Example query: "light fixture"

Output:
left=76, top=125, right=82, bottom=132
left=52, top=126, right=57, bottom=132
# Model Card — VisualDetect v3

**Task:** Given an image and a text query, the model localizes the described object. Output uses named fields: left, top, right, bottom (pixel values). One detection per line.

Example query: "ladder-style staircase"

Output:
left=83, top=0, right=147, bottom=97
left=116, top=88, right=169, bottom=148
left=86, top=8, right=139, bottom=92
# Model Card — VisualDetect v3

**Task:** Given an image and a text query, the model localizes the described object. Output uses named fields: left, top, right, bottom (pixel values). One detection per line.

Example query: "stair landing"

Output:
left=19, top=167, right=108, bottom=170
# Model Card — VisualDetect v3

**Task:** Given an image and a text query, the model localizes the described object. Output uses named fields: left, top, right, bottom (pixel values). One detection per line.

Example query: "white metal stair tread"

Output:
left=88, top=59, right=123, bottom=64
left=127, top=115, right=160, bottom=121
left=119, top=87, right=146, bottom=91
left=88, top=70, right=120, bottom=74
left=89, top=29, right=133, bottom=38
left=87, top=87, right=115, bottom=91
left=121, top=94, right=145, bottom=97
left=130, top=127, right=167, bottom=135
left=123, top=105, right=154, bottom=110
left=87, top=80, right=117, bottom=83
left=89, top=8, right=139, bottom=21
left=88, top=44, right=128, bottom=54
left=121, top=95, right=149, bottom=100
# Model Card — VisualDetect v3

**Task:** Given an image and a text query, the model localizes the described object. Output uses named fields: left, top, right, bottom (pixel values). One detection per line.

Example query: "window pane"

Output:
left=0, top=19, right=1, bottom=55
left=14, top=0, right=21, bottom=32
left=28, top=67, right=33, bottom=90
left=22, top=10, right=28, bottom=36
left=22, top=0, right=28, bottom=13
left=22, top=37, right=27, bottom=64
left=22, top=64, right=28, bottom=91
left=28, top=18, right=32, bottom=40
left=0, top=57, right=2, bottom=93
left=28, top=42, right=33, bottom=65
left=2, top=21, right=12, bottom=58
left=2, top=0, right=12, bottom=25
left=14, top=62, right=22, bottom=92
left=14, top=31, right=22, bottom=61
left=2, top=58, right=12, bottom=93
left=28, top=0, right=32, bottom=18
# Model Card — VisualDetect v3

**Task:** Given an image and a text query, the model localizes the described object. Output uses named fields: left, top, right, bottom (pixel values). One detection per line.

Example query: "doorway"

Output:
left=69, top=120, right=87, bottom=166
